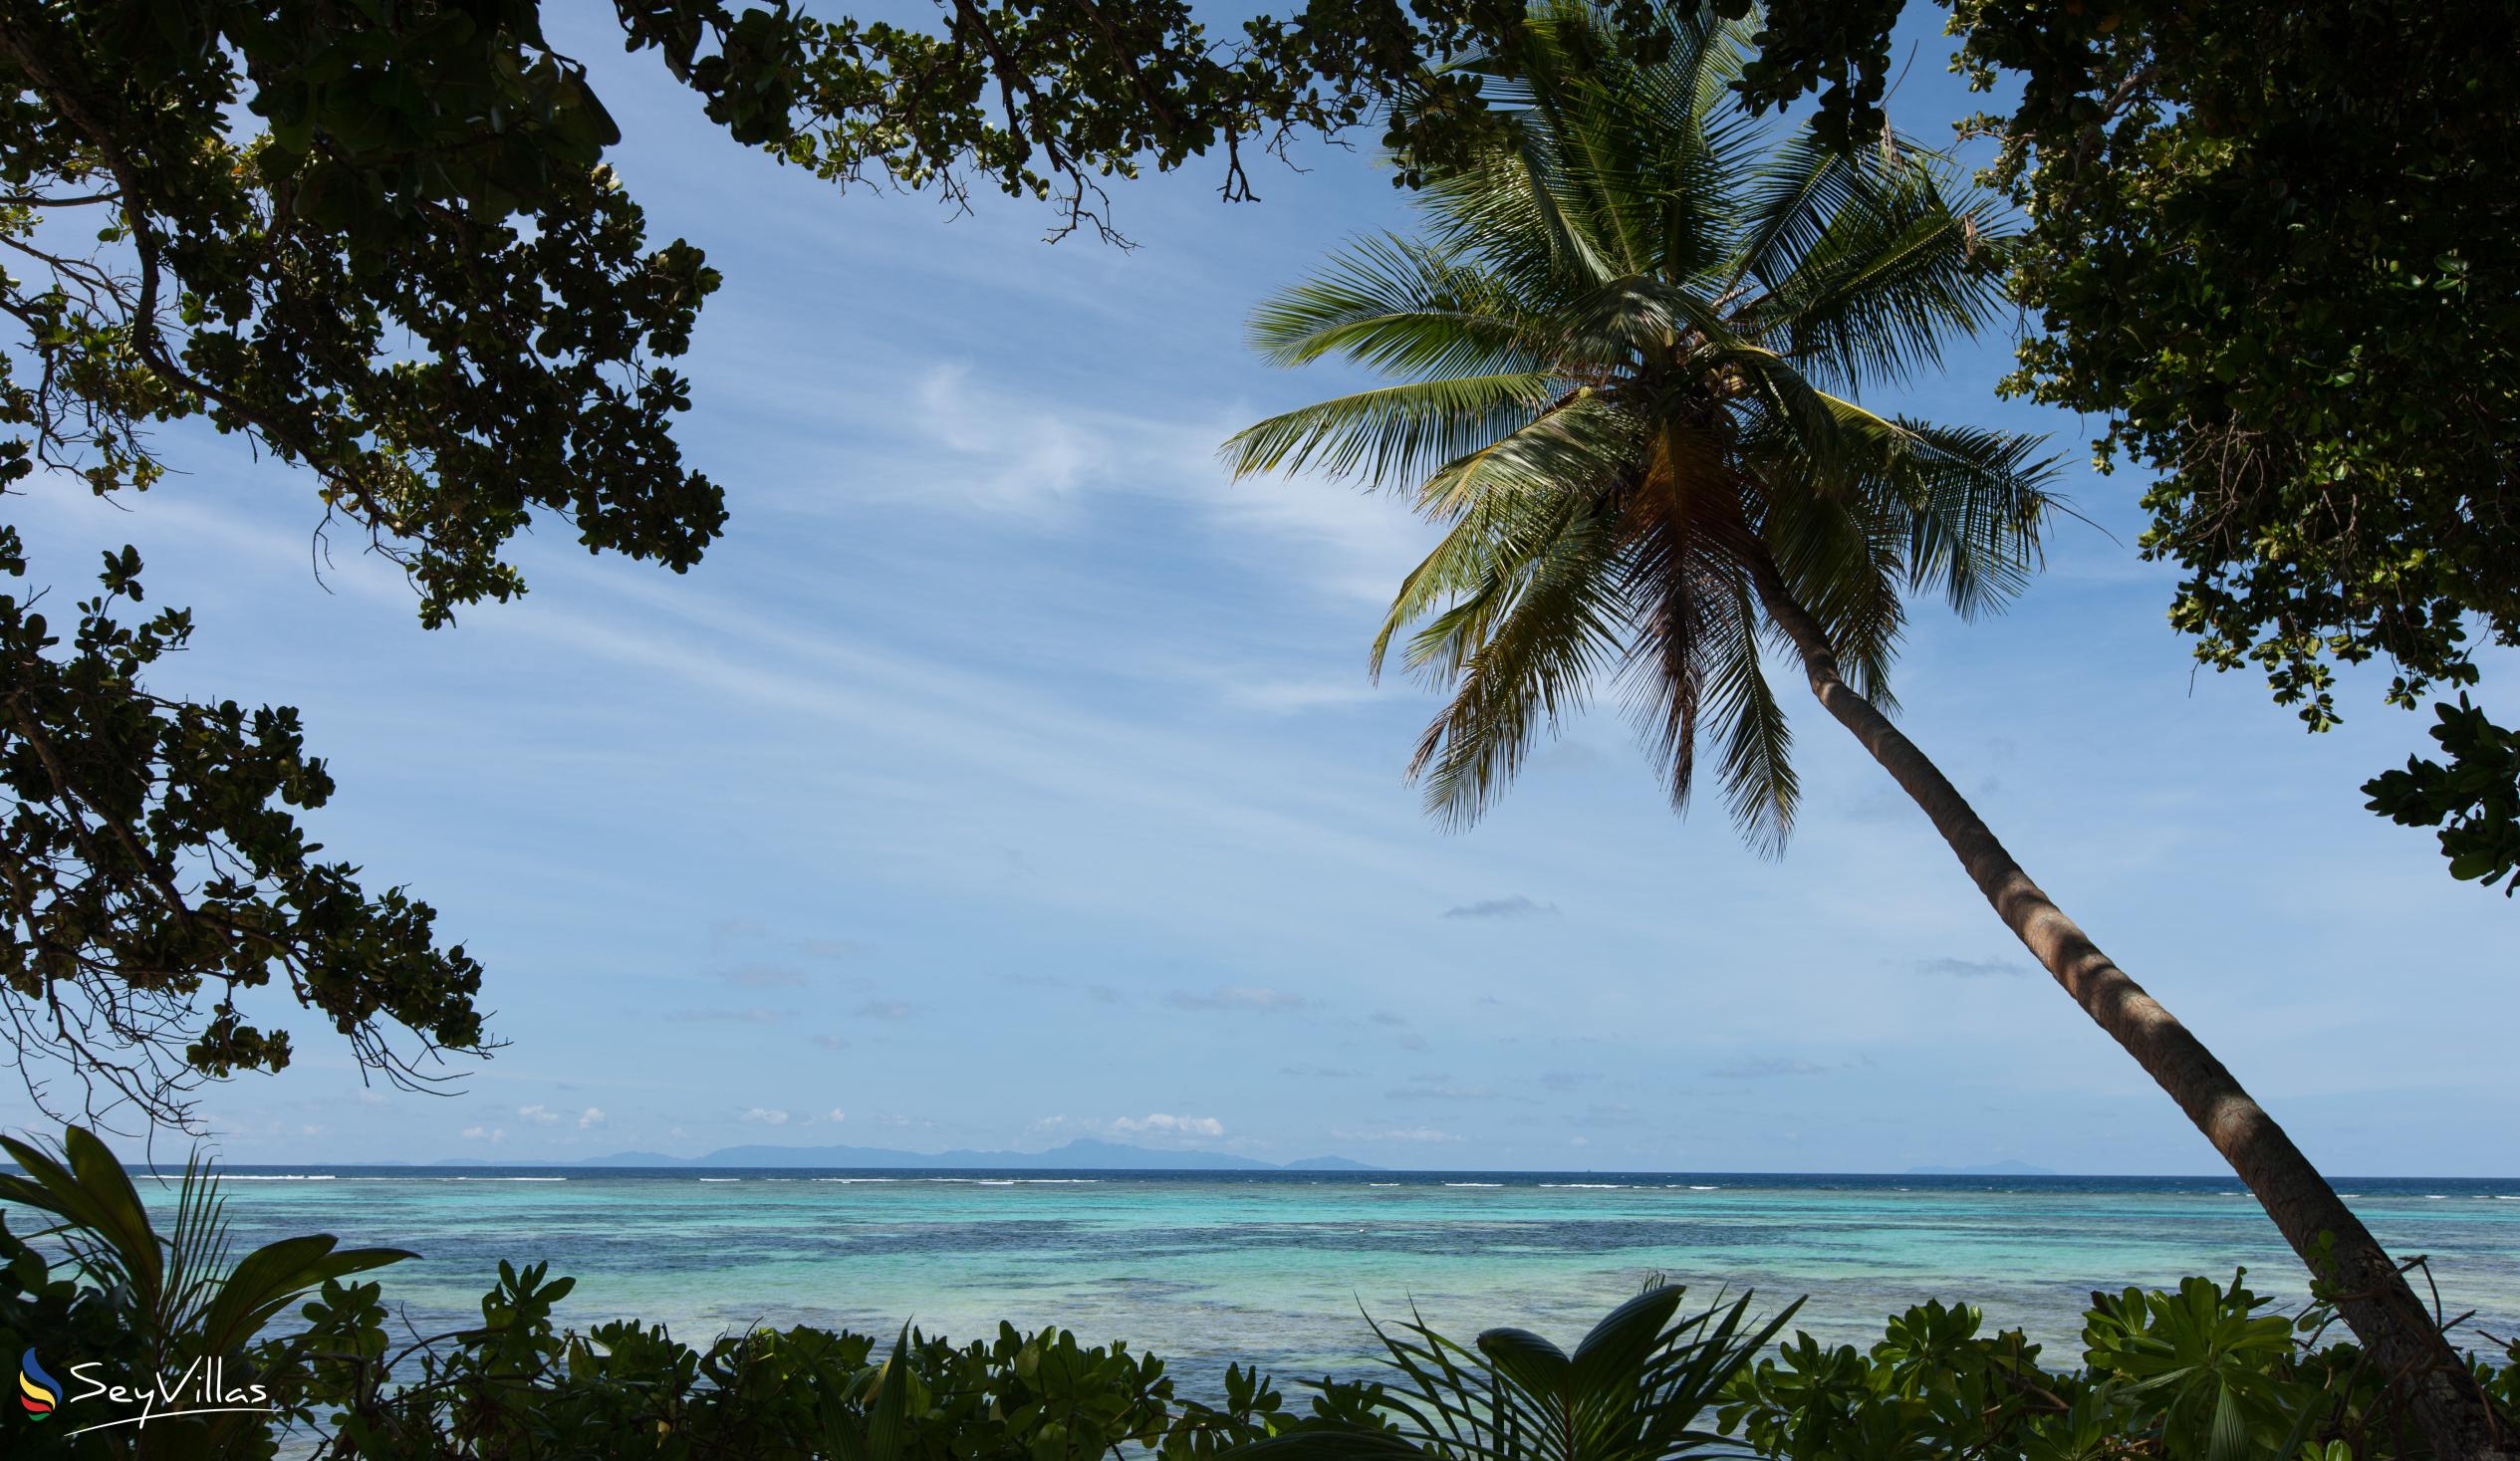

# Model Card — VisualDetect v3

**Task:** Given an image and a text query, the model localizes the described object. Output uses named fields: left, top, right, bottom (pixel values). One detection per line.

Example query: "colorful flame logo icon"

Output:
left=19, top=1347, right=59, bottom=1418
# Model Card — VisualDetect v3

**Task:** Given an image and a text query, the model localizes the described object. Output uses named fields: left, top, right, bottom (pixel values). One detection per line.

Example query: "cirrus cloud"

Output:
left=1111, top=1112, right=1226, bottom=1138
left=1167, top=985, right=1306, bottom=1012
left=1442, top=896, right=1560, bottom=920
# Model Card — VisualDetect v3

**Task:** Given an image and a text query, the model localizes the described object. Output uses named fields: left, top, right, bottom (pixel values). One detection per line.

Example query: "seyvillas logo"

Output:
left=19, top=1348, right=59, bottom=1418
left=14, top=1351, right=275, bottom=1436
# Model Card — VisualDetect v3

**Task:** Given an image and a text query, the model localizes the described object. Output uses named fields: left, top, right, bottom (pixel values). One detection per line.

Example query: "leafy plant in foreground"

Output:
left=1720, top=1272, right=2520, bottom=1461
left=0, top=1125, right=410, bottom=1459
left=1232, top=1282, right=1796, bottom=1461
left=284, top=1278, right=1304, bottom=1461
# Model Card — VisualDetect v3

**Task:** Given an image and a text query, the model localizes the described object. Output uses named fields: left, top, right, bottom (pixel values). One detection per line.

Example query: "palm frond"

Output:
left=1739, top=142, right=2011, bottom=389
left=1874, top=419, right=2060, bottom=617
left=1222, top=1285, right=1797, bottom=1461
left=1701, top=573, right=1799, bottom=854
left=1719, top=126, right=1875, bottom=300
left=1405, top=497, right=1630, bottom=828
left=1372, top=391, right=1640, bottom=679
left=0, top=1126, right=413, bottom=1370
left=1225, top=0, right=2055, bottom=852
left=1247, top=234, right=1544, bottom=378
left=1754, top=391, right=2059, bottom=622
left=1223, top=372, right=1563, bottom=485
left=1554, top=272, right=1741, bottom=365
left=1411, top=389, right=1636, bottom=521
left=1382, top=487, right=1575, bottom=680
left=1450, top=1, right=1760, bottom=290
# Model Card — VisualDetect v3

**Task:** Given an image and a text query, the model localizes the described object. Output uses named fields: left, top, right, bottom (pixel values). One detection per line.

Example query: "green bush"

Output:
left=281, top=1264, right=1298, bottom=1459
left=1714, top=1278, right=2520, bottom=1461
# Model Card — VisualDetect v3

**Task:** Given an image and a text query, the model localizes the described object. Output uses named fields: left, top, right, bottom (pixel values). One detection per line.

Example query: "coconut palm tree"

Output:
left=1222, top=5, right=2504, bottom=1456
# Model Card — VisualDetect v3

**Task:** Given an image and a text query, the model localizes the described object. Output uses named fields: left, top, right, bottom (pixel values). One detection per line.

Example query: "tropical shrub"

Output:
left=0, top=1127, right=410, bottom=1459
left=1227, top=1282, right=1795, bottom=1461
left=281, top=1270, right=1298, bottom=1459
left=1720, top=1274, right=2520, bottom=1461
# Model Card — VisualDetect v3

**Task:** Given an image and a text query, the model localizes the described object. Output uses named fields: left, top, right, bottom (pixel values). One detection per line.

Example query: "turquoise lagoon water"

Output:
left=124, top=1170, right=2520, bottom=1379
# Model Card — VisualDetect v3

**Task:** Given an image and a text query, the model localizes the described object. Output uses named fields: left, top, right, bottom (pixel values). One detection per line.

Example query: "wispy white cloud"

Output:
left=838, top=364, right=1433, bottom=606
left=1710, top=1058, right=1830, bottom=1081
left=899, top=364, right=1098, bottom=517
left=1111, top=1112, right=1225, bottom=1138
left=669, top=1008, right=791, bottom=1024
left=1217, top=678, right=1388, bottom=715
left=718, top=963, right=810, bottom=989
left=1168, top=985, right=1307, bottom=1012
left=1332, top=1125, right=1464, bottom=1144
left=1443, top=895, right=1560, bottom=920
left=1914, top=956, right=2027, bottom=978
left=1386, top=1083, right=1501, bottom=1102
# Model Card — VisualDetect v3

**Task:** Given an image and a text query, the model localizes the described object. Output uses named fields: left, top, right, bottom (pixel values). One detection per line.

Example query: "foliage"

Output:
left=1716, top=1272, right=2514, bottom=1461
left=0, top=0, right=1737, bottom=1129
left=1231, top=1281, right=1795, bottom=1461
left=0, top=1125, right=410, bottom=1458
left=0, top=0, right=727, bottom=1124
left=284, top=1268, right=1299, bottom=1460
left=1225, top=0, right=2055, bottom=848
left=2364, top=697, right=2520, bottom=896
left=1722, top=0, right=2520, bottom=885
left=0, top=529, right=486, bottom=1123
left=0, top=1205, right=143, bottom=1455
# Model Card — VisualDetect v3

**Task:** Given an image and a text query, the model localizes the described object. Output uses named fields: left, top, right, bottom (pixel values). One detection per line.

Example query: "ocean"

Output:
left=141, top=1169, right=2520, bottom=1379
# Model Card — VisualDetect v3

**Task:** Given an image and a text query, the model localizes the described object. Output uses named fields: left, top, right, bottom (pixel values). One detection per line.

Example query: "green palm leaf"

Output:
left=0, top=1126, right=413, bottom=1373
left=1224, top=0, right=2055, bottom=852
left=1226, top=373, right=1566, bottom=485
left=1225, top=1285, right=1795, bottom=1461
left=1249, top=235, right=1544, bottom=377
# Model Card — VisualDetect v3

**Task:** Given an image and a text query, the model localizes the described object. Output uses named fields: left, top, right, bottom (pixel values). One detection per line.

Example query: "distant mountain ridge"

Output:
left=428, top=1138, right=1382, bottom=1171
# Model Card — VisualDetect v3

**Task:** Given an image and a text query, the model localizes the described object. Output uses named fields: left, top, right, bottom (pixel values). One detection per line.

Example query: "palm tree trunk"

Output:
left=1743, top=544, right=2512, bottom=1461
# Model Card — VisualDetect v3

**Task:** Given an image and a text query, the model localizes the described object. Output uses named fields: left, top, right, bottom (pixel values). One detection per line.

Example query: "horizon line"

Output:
left=52, top=1162, right=2520, bottom=1182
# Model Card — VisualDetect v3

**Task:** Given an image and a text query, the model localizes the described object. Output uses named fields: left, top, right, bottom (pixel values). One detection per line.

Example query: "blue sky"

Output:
left=7, top=9, right=2513, bottom=1175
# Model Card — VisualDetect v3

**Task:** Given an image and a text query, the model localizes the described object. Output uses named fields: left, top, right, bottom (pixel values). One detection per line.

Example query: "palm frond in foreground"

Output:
left=1237, top=1283, right=1794, bottom=1461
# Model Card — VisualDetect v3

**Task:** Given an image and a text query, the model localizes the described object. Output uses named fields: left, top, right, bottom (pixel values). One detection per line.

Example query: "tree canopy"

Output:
left=5, top=0, right=2512, bottom=1125
left=1725, top=0, right=2520, bottom=891
left=0, top=0, right=1574, bottom=1126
